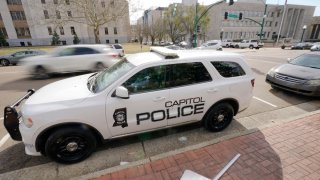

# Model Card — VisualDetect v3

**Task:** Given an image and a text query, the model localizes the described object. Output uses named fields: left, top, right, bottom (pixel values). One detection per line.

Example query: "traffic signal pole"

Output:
left=259, top=4, right=268, bottom=41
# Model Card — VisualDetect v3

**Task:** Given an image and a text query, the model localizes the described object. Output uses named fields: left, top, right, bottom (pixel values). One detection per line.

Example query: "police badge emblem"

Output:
left=113, top=108, right=128, bottom=128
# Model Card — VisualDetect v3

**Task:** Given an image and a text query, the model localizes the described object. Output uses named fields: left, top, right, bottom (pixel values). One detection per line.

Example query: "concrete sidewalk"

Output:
left=86, top=113, right=320, bottom=180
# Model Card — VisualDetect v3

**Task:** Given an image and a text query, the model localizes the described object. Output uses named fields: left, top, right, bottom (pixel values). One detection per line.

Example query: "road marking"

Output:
left=0, top=134, right=10, bottom=148
left=0, top=117, right=3, bottom=121
left=253, top=96, right=278, bottom=107
left=246, top=58, right=281, bottom=64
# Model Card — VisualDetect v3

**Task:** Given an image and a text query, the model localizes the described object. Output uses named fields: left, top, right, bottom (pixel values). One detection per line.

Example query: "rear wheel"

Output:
left=249, top=45, right=254, bottom=49
left=45, top=127, right=97, bottom=164
left=235, top=45, right=239, bottom=48
left=204, top=103, right=234, bottom=132
left=34, top=66, right=49, bottom=79
left=1, top=59, right=10, bottom=66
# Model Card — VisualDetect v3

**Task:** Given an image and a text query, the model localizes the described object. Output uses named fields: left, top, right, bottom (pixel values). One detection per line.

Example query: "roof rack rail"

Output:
left=150, top=47, right=179, bottom=59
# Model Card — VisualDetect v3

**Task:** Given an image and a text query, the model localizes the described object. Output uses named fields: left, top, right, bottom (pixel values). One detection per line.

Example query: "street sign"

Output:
left=228, top=14, right=238, bottom=18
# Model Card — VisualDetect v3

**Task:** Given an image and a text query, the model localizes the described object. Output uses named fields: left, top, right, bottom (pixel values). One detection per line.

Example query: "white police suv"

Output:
left=4, top=47, right=254, bottom=164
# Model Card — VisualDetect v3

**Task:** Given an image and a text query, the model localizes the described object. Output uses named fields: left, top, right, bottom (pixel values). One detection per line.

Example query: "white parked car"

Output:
left=4, top=47, right=254, bottom=163
left=21, top=44, right=120, bottom=79
left=235, top=39, right=264, bottom=49
left=221, top=39, right=233, bottom=48
left=197, top=40, right=222, bottom=51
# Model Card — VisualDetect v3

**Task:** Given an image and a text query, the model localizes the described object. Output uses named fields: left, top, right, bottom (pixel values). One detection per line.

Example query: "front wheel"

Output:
left=1, top=59, right=10, bottom=66
left=249, top=45, right=254, bottom=49
left=33, top=66, right=49, bottom=79
left=45, top=127, right=97, bottom=164
left=204, top=103, right=234, bottom=132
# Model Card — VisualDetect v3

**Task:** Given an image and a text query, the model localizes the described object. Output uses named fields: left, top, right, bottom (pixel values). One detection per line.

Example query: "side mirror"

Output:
left=114, top=86, right=129, bottom=99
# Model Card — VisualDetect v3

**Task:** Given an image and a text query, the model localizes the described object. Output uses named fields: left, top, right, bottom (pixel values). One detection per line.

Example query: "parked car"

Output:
left=0, top=50, right=46, bottom=66
left=221, top=39, right=233, bottom=48
left=266, top=52, right=320, bottom=96
left=235, top=39, right=264, bottom=49
left=165, top=45, right=185, bottom=50
left=4, top=47, right=254, bottom=164
left=230, top=39, right=242, bottom=48
left=197, top=40, right=222, bottom=51
left=291, top=42, right=313, bottom=50
left=21, top=44, right=120, bottom=79
left=107, top=44, right=124, bottom=57
left=310, top=43, right=320, bottom=51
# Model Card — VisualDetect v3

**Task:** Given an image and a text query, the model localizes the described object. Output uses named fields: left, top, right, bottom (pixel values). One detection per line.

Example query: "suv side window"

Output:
left=113, top=44, right=122, bottom=49
left=74, top=47, right=99, bottom=55
left=167, top=62, right=212, bottom=88
left=122, top=65, right=166, bottom=94
left=211, top=61, right=246, bottom=78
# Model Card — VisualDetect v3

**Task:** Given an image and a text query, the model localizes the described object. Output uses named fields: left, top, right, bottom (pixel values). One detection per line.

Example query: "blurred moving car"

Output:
left=310, top=43, right=320, bottom=51
left=21, top=44, right=120, bottom=79
left=164, top=45, right=185, bottom=50
left=221, top=39, right=233, bottom=48
left=107, top=44, right=124, bottom=57
left=266, top=52, right=320, bottom=96
left=0, top=50, right=46, bottom=66
left=197, top=40, right=222, bottom=51
left=291, top=42, right=313, bottom=50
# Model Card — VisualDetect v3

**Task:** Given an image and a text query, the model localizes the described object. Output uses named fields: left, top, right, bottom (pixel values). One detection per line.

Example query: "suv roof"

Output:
left=127, top=47, right=241, bottom=66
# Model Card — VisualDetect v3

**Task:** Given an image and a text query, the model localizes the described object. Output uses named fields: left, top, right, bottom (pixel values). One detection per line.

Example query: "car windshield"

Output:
left=92, top=58, right=135, bottom=93
left=289, top=54, right=320, bottom=69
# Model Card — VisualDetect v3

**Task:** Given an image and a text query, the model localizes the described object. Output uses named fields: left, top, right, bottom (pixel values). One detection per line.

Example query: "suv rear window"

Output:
left=114, top=44, right=122, bottom=49
left=211, top=61, right=246, bottom=77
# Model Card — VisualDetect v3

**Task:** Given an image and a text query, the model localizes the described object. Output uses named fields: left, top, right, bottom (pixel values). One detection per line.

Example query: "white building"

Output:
left=0, top=0, right=130, bottom=46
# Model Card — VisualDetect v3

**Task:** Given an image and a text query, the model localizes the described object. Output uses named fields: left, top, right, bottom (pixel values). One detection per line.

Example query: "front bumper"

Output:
left=266, top=75, right=320, bottom=96
left=3, top=89, right=35, bottom=141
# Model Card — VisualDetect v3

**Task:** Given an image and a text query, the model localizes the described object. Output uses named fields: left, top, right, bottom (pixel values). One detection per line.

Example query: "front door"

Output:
left=106, top=65, right=170, bottom=136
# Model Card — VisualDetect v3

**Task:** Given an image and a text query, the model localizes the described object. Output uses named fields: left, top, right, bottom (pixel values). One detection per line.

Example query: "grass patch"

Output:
left=0, top=43, right=150, bottom=56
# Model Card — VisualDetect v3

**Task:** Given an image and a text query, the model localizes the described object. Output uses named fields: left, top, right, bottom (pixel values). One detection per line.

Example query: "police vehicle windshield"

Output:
left=92, top=59, right=135, bottom=93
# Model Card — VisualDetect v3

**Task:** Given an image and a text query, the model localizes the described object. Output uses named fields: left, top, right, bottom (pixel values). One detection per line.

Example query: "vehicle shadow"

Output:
left=0, top=72, right=89, bottom=92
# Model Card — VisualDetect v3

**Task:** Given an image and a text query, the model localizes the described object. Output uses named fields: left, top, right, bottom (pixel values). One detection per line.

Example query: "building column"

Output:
left=286, top=8, right=294, bottom=38
left=292, top=9, right=301, bottom=38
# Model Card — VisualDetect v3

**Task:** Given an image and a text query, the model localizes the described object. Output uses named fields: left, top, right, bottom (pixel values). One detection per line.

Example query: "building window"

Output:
left=101, top=1, right=105, bottom=7
left=67, top=11, right=72, bottom=17
left=56, top=11, right=61, bottom=19
left=277, top=12, right=280, bottom=17
left=106, top=39, right=109, bottom=44
left=70, top=26, right=75, bottom=35
left=7, top=0, right=22, bottom=5
left=114, top=27, right=117, bottom=34
left=115, top=39, right=118, bottom=43
left=0, top=13, right=2, bottom=20
left=0, top=28, right=8, bottom=37
left=41, top=0, right=45, bottom=4
left=59, top=26, right=64, bottom=35
left=16, top=27, right=30, bottom=37
left=53, top=0, right=58, bottom=4
left=267, top=32, right=270, bottom=38
left=105, top=27, right=108, bottom=35
left=271, top=12, right=274, bottom=17
left=275, top=22, right=278, bottom=27
left=44, top=10, right=49, bottom=19
left=65, top=0, right=70, bottom=5
left=48, top=26, right=52, bottom=35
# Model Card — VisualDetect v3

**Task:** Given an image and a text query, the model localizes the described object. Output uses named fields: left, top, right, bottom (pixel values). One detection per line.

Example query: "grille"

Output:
left=275, top=73, right=306, bottom=84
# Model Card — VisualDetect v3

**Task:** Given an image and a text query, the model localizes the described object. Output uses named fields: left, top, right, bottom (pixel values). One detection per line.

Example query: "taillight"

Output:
left=251, top=79, right=255, bottom=87
left=110, top=54, right=118, bottom=58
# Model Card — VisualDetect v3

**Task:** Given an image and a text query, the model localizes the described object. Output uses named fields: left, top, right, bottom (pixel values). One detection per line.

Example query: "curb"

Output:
left=75, top=110, right=320, bottom=180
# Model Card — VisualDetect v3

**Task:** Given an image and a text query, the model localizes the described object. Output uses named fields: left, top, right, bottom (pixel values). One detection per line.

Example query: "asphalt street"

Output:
left=0, top=48, right=319, bottom=179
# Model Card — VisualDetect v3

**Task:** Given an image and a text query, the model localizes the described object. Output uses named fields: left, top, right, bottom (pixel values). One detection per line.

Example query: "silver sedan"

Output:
left=266, top=52, right=320, bottom=96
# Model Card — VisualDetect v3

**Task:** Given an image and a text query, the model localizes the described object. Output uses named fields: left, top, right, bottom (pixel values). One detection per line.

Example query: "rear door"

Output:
left=72, top=47, right=101, bottom=71
left=166, top=62, right=214, bottom=126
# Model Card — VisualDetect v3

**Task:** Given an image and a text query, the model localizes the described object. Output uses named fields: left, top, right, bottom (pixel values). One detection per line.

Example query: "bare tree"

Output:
left=163, top=4, right=185, bottom=44
left=43, top=0, right=130, bottom=43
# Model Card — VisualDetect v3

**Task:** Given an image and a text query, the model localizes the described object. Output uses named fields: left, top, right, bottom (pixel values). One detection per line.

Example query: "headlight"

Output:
left=305, top=79, right=320, bottom=86
left=23, top=117, right=33, bottom=128
left=267, top=69, right=276, bottom=77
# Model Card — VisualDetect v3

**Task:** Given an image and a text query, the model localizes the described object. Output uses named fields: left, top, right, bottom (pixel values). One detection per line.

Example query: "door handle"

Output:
left=153, top=97, right=166, bottom=102
left=207, top=88, right=218, bottom=93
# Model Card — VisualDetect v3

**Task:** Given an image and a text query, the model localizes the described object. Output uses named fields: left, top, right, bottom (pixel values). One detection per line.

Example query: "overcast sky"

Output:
left=130, top=0, right=320, bottom=24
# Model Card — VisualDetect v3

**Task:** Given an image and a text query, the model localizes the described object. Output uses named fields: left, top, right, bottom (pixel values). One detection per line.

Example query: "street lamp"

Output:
left=300, top=25, right=307, bottom=42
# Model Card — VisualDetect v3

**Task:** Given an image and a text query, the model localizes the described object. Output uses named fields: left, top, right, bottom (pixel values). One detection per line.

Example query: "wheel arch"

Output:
left=202, top=98, right=239, bottom=122
left=35, top=122, right=104, bottom=155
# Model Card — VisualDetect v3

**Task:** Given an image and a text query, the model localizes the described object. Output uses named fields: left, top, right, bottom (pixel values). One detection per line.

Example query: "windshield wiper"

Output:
left=87, top=72, right=100, bottom=92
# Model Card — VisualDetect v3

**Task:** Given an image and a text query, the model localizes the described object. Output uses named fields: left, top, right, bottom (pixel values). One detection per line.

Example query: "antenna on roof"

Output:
left=150, top=47, right=179, bottom=59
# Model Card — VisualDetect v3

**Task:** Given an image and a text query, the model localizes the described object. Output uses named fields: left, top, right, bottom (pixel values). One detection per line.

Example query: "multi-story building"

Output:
left=0, top=0, right=130, bottom=46
left=205, top=1, right=315, bottom=42
left=308, top=16, right=320, bottom=41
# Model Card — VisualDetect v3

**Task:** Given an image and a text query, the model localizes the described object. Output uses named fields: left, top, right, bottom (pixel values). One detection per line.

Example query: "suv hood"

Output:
left=274, top=64, right=320, bottom=80
left=25, top=73, right=93, bottom=105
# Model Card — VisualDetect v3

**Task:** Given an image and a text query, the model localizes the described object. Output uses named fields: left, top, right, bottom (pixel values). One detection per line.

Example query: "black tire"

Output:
left=255, top=47, right=260, bottom=50
left=34, top=66, right=49, bottom=79
left=204, top=103, right=234, bottom=132
left=95, top=62, right=106, bottom=72
left=1, top=59, right=10, bottom=66
left=281, top=45, right=285, bottom=49
left=226, top=44, right=229, bottom=48
left=235, top=45, right=239, bottom=48
left=45, top=126, right=97, bottom=164
left=249, top=45, right=254, bottom=49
